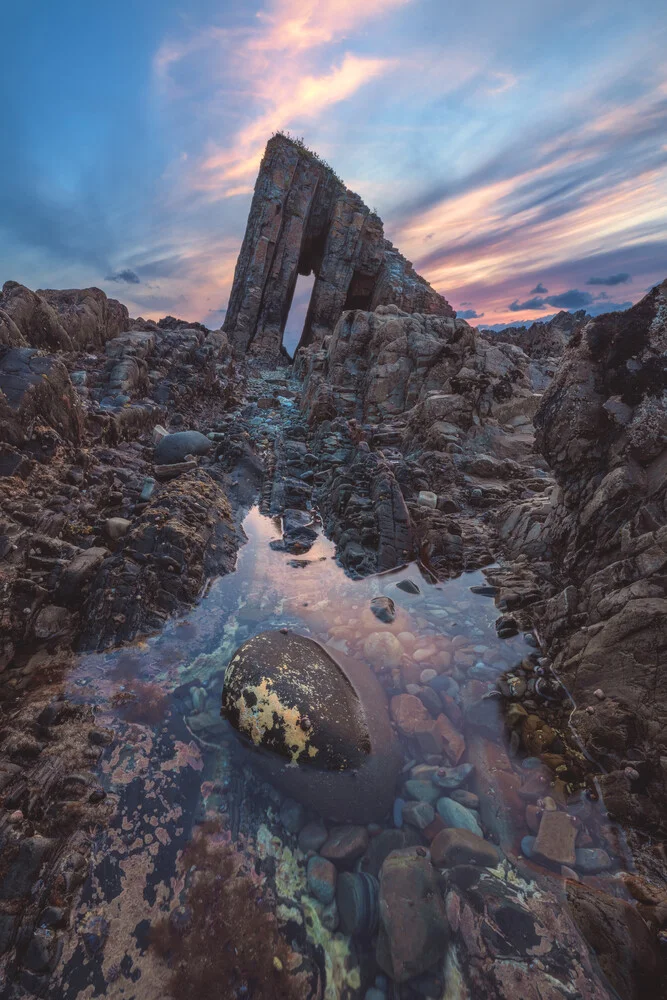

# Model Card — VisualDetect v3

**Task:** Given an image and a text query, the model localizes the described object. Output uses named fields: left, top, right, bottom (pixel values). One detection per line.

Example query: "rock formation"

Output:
left=223, top=134, right=453, bottom=357
left=0, top=281, right=130, bottom=351
left=502, top=281, right=667, bottom=827
left=481, top=309, right=588, bottom=359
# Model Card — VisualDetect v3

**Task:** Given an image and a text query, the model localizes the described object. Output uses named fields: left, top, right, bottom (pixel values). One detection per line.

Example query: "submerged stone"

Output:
left=221, top=630, right=401, bottom=823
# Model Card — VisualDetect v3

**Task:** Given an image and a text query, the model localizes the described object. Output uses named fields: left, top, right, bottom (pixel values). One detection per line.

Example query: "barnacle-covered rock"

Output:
left=221, top=630, right=401, bottom=823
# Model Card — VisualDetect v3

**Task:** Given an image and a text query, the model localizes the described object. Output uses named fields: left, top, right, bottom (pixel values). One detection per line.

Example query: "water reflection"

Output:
left=57, top=507, right=629, bottom=998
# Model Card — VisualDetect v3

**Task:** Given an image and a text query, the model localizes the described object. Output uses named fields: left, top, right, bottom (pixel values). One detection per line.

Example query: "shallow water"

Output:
left=55, top=506, right=628, bottom=998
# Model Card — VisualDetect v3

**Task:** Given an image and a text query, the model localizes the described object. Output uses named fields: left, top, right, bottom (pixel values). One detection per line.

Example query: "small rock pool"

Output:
left=56, top=506, right=629, bottom=1000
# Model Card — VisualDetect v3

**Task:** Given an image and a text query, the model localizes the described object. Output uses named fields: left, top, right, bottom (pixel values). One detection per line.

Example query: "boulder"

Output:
left=154, top=430, right=213, bottom=465
left=221, top=631, right=401, bottom=823
left=430, top=828, right=500, bottom=868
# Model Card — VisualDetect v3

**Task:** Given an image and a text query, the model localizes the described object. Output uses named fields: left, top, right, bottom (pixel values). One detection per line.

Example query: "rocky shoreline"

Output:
left=0, top=137, right=665, bottom=1000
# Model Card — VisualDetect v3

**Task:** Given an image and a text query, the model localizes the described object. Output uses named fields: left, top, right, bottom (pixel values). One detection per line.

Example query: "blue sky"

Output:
left=1, top=0, right=665, bottom=329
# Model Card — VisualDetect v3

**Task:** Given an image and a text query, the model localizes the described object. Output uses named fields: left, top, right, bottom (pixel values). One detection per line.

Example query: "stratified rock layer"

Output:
left=223, top=135, right=453, bottom=357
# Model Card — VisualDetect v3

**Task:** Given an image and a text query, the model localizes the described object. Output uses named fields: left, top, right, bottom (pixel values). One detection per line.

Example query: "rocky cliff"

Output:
left=481, top=309, right=588, bottom=359
left=223, top=134, right=453, bottom=357
left=502, top=281, right=667, bottom=830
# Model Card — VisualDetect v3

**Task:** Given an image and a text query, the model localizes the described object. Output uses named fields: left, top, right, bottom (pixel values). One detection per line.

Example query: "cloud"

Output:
left=530, top=282, right=548, bottom=294
left=586, top=272, right=631, bottom=285
left=508, top=288, right=597, bottom=311
left=106, top=268, right=141, bottom=284
left=156, top=0, right=407, bottom=199
left=508, top=296, right=548, bottom=311
left=457, top=308, right=484, bottom=319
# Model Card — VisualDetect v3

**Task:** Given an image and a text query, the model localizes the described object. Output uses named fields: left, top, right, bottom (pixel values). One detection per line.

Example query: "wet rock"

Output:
left=321, top=825, right=369, bottom=865
left=436, top=798, right=482, bottom=837
left=376, top=847, right=448, bottom=983
left=402, top=801, right=435, bottom=830
left=363, top=631, right=403, bottom=669
left=0, top=836, right=54, bottom=900
left=433, top=763, right=474, bottom=790
left=404, top=780, right=439, bottom=805
left=361, top=829, right=423, bottom=878
left=450, top=790, right=479, bottom=810
left=279, top=798, right=306, bottom=835
left=23, top=928, right=58, bottom=973
left=390, top=694, right=431, bottom=737
left=574, top=847, right=612, bottom=874
left=533, top=810, right=577, bottom=867
left=56, top=547, right=109, bottom=605
left=337, top=871, right=380, bottom=936
left=298, top=820, right=328, bottom=854
left=396, top=579, right=421, bottom=595
left=370, top=596, right=396, bottom=624
left=307, top=855, right=337, bottom=904
left=566, top=880, right=662, bottom=1000
left=430, top=828, right=500, bottom=868
left=221, top=630, right=401, bottom=822
left=154, top=430, right=212, bottom=465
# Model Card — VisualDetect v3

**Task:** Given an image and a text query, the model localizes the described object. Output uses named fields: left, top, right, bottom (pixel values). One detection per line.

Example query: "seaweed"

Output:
left=150, top=822, right=311, bottom=1000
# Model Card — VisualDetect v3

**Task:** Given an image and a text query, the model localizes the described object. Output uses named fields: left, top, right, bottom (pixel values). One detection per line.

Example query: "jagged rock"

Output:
left=481, top=310, right=587, bottom=360
left=221, top=630, right=401, bottom=823
left=224, top=134, right=453, bottom=357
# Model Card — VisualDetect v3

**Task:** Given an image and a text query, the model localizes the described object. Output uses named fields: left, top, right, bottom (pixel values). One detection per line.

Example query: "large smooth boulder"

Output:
left=154, top=431, right=212, bottom=465
left=221, top=630, right=401, bottom=823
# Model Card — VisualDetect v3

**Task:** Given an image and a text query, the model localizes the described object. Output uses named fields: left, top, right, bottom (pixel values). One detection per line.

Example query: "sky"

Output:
left=1, top=0, right=666, bottom=332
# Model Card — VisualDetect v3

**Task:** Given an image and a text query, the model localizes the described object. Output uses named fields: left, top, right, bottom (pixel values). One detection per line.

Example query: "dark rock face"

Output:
left=0, top=347, right=84, bottom=449
left=223, top=135, right=453, bottom=357
left=221, top=630, right=401, bottom=822
left=154, top=430, right=213, bottom=465
left=502, top=280, right=667, bottom=823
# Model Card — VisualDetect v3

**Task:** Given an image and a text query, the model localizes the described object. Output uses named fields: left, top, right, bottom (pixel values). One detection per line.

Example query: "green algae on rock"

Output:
left=221, top=630, right=401, bottom=823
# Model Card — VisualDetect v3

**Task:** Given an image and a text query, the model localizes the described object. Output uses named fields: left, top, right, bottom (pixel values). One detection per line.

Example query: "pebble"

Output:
left=404, top=780, right=439, bottom=804
left=450, top=790, right=479, bottom=810
left=418, top=491, right=438, bottom=509
left=594, top=688, right=605, bottom=701
left=393, top=798, right=405, bottom=828
left=370, top=596, right=396, bottom=624
left=420, top=668, right=438, bottom=684
left=307, top=856, right=337, bottom=904
left=279, top=798, right=306, bottom=835
left=574, top=848, right=612, bottom=874
left=298, top=820, right=328, bottom=854
left=436, top=798, right=483, bottom=837
left=363, top=632, right=403, bottom=669
left=396, top=580, right=420, bottom=595
left=402, top=801, right=435, bottom=830
left=433, top=763, right=474, bottom=790
left=320, top=825, right=369, bottom=863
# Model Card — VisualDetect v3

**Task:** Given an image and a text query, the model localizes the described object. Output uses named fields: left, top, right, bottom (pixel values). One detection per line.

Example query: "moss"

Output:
left=150, top=822, right=311, bottom=1000
left=270, top=131, right=345, bottom=186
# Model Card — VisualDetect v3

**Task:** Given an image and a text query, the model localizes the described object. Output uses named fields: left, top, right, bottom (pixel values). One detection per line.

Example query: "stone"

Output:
left=104, top=517, right=131, bottom=541
left=360, top=829, right=423, bottom=878
left=418, top=491, right=438, bottom=509
left=402, top=801, right=435, bottom=830
left=224, top=134, right=453, bottom=357
left=412, top=721, right=443, bottom=755
left=279, top=798, right=306, bottom=835
left=221, top=631, right=401, bottom=823
left=435, top=713, right=465, bottom=764
left=298, top=820, right=328, bottom=854
left=436, top=798, right=483, bottom=837
left=574, top=847, right=612, bottom=874
left=370, top=596, right=396, bottom=624
left=433, top=763, right=474, bottom=790
left=532, top=810, right=577, bottom=867
left=450, top=790, right=479, bottom=810
left=307, top=855, right=337, bottom=904
left=363, top=631, right=403, bottom=669
left=321, top=826, right=369, bottom=864
left=376, top=848, right=448, bottom=983
left=56, top=547, right=109, bottom=605
left=430, top=827, right=500, bottom=868
left=404, top=780, right=439, bottom=805
left=396, top=579, right=420, bottom=595
left=154, top=430, right=212, bottom=465
left=337, top=871, right=380, bottom=936
left=33, top=605, right=71, bottom=640
left=390, top=694, right=431, bottom=737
